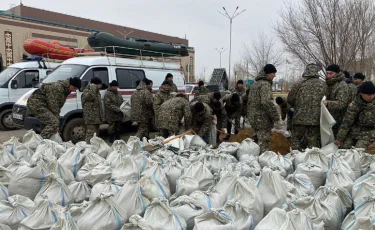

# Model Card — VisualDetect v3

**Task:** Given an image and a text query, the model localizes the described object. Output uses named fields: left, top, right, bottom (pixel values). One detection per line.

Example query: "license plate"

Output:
left=12, top=113, right=23, bottom=120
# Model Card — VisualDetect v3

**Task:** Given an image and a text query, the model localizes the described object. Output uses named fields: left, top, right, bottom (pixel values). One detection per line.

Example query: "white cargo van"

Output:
left=0, top=60, right=59, bottom=130
left=12, top=55, right=185, bottom=143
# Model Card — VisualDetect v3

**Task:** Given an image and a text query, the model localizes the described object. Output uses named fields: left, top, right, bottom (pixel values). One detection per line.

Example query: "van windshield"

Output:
left=0, top=68, right=20, bottom=87
left=43, top=64, right=87, bottom=83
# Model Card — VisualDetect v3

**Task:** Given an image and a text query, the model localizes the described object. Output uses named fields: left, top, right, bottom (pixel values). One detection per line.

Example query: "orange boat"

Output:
left=23, top=39, right=94, bottom=60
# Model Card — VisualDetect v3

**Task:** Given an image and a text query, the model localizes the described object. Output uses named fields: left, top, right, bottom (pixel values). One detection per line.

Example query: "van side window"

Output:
left=116, top=68, right=145, bottom=89
left=82, top=67, right=109, bottom=85
left=16, top=70, right=39, bottom=88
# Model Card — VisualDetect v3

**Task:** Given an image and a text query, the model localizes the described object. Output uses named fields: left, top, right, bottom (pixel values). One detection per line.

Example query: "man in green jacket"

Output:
left=104, top=80, right=124, bottom=143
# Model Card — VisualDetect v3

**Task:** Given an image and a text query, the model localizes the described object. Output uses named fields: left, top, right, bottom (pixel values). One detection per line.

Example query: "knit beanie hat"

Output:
left=91, top=77, right=102, bottom=85
left=264, top=64, right=277, bottom=74
left=353, top=72, right=365, bottom=80
left=359, top=81, right=375, bottom=94
left=237, top=80, right=244, bottom=85
left=109, top=80, right=119, bottom=87
left=162, top=80, right=171, bottom=86
left=326, top=64, right=340, bottom=73
left=69, top=77, right=81, bottom=88
left=213, top=92, right=221, bottom=101
left=199, top=81, right=204, bottom=87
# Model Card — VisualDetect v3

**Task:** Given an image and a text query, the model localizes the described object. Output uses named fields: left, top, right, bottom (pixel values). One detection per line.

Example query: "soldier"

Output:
left=193, top=80, right=210, bottom=97
left=154, top=80, right=173, bottom=126
left=191, top=102, right=213, bottom=143
left=165, top=73, right=178, bottom=93
left=27, top=77, right=81, bottom=139
left=222, top=93, right=242, bottom=134
left=324, top=64, right=350, bottom=137
left=82, top=77, right=105, bottom=143
left=157, top=94, right=192, bottom=138
left=104, top=80, right=124, bottom=143
left=232, top=80, right=246, bottom=96
left=335, top=81, right=375, bottom=149
left=247, top=64, right=281, bottom=153
left=344, top=71, right=357, bottom=102
left=131, top=78, right=154, bottom=139
left=287, top=64, right=327, bottom=150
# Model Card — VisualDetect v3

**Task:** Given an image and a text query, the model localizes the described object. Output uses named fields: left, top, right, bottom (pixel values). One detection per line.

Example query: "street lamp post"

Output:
left=215, top=47, right=227, bottom=68
left=218, top=6, right=246, bottom=85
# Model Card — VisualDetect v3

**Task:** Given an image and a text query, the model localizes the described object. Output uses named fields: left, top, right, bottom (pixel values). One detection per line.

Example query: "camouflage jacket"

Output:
left=326, top=72, right=350, bottom=125
left=191, top=93, right=227, bottom=129
left=154, top=87, right=173, bottom=118
left=232, top=86, right=246, bottom=97
left=82, top=84, right=103, bottom=125
left=247, top=71, right=280, bottom=129
left=347, top=83, right=358, bottom=103
left=337, top=95, right=375, bottom=141
left=27, top=80, right=70, bottom=117
left=193, top=86, right=210, bottom=97
left=221, top=93, right=242, bottom=128
left=157, top=97, right=192, bottom=132
left=131, top=81, right=154, bottom=122
left=168, top=80, right=178, bottom=93
left=190, top=102, right=213, bottom=137
left=104, top=89, right=124, bottom=123
left=287, top=65, right=327, bottom=126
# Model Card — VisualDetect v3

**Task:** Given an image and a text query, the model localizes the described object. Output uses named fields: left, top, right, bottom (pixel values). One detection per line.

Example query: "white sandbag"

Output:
left=18, top=197, right=60, bottom=230
left=58, top=146, right=86, bottom=176
left=90, top=133, right=110, bottom=158
left=2, top=137, right=33, bottom=162
left=0, top=166, right=10, bottom=187
left=256, top=167, right=288, bottom=215
left=141, top=161, right=170, bottom=189
left=61, top=141, right=74, bottom=150
left=0, top=183, right=8, bottom=200
left=295, top=162, right=325, bottom=190
left=223, top=200, right=254, bottom=230
left=68, top=181, right=91, bottom=203
left=76, top=163, right=95, bottom=182
left=286, top=173, right=315, bottom=196
left=108, top=139, right=131, bottom=156
left=87, top=162, right=112, bottom=186
left=336, top=148, right=362, bottom=179
left=321, top=142, right=338, bottom=157
left=193, top=209, right=236, bottom=230
left=329, top=154, right=356, bottom=181
left=112, top=155, right=139, bottom=185
left=183, top=161, right=214, bottom=191
left=254, top=208, right=294, bottom=230
left=284, top=150, right=301, bottom=169
left=139, top=176, right=171, bottom=200
left=84, top=150, right=105, bottom=166
left=218, top=142, right=240, bottom=155
left=315, top=186, right=352, bottom=217
left=203, top=153, right=237, bottom=174
left=37, top=155, right=75, bottom=186
left=325, top=167, right=354, bottom=194
left=237, top=160, right=261, bottom=177
left=0, top=224, right=10, bottom=230
left=89, top=180, right=121, bottom=201
left=144, top=197, right=187, bottom=230
left=190, top=135, right=207, bottom=147
left=0, top=195, right=35, bottom=229
left=341, top=196, right=375, bottom=229
left=300, top=148, right=329, bottom=172
left=0, top=149, right=14, bottom=168
left=282, top=180, right=308, bottom=203
left=176, top=176, right=199, bottom=197
left=30, top=140, right=66, bottom=164
left=190, top=189, right=226, bottom=213
left=130, top=151, right=149, bottom=174
left=258, top=151, right=277, bottom=168
left=120, top=100, right=132, bottom=122
left=65, top=201, right=90, bottom=223
left=113, top=179, right=150, bottom=219
left=78, top=193, right=127, bottom=230
left=121, top=215, right=153, bottom=230
left=22, top=130, right=43, bottom=150
left=361, top=152, right=375, bottom=175
left=34, top=173, right=74, bottom=207
left=50, top=133, right=63, bottom=144
left=163, top=160, right=183, bottom=194
left=292, top=196, right=340, bottom=230
left=342, top=216, right=375, bottom=230
left=170, top=195, right=205, bottom=230
left=107, top=150, right=129, bottom=169
left=214, top=171, right=240, bottom=199
left=8, top=164, right=48, bottom=200
left=320, top=96, right=336, bottom=147
left=209, top=124, right=217, bottom=147
left=237, top=138, right=260, bottom=160
left=50, top=209, right=78, bottom=230
left=269, top=153, right=294, bottom=176
left=352, top=172, right=375, bottom=208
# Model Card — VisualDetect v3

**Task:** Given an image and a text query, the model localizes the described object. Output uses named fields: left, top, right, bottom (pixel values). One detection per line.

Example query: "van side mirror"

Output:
left=11, top=79, right=18, bottom=89
left=80, top=80, right=88, bottom=92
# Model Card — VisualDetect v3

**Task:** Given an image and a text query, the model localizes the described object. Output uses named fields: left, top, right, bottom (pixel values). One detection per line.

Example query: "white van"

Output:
left=0, top=60, right=59, bottom=130
left=12, top=56, right=185, bottom=143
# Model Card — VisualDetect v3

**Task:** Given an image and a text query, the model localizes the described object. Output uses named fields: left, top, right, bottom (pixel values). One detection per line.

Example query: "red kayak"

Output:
left=23, top=39, right=94, bottom=60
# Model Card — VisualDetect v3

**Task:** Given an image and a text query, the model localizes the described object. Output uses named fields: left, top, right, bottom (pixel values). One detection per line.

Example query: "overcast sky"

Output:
left=1, top=0, right=286, bottom=80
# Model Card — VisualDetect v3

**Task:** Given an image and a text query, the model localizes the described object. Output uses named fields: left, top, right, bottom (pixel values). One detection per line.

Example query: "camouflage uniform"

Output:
left=326, top=72, right=350, bottom=136
left=337, top=95, right=375, bottom=149
left=157, top=97, right=192, bottom=137
left=247, top=71, right=280, bottom=153
left=193, top=85, right=210, bottom=97
left=131, top=81, right=154, bottom=139
left=347, top=83, right=358, bottom=102
left=104, top=88, right=124, bottom=136
left=82, top=84, right=104, bottom=143
left=221, top=93, right=242, bottom=132
left=168, top=80, right=178, bottom=93
left=191, top=103, right=213, bottom=143
left=232, top=86, right=246, bottom=97
left=27, top=80, right=70, bottom=139
left=154, top=87, right=173, bottom=126
left=287, top=64, right=328, bottom=150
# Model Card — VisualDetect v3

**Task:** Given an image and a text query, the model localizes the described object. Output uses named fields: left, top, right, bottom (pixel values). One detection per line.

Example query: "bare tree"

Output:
left=275, top=0, right=375, bottom=71
left=242, top=32, right=284, bottom=75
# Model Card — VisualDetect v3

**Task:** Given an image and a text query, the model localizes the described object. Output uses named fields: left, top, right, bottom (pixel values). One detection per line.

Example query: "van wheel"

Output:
left=62, top=118, right=86, bottom=143
left=0, top=109, right=18, bottom=130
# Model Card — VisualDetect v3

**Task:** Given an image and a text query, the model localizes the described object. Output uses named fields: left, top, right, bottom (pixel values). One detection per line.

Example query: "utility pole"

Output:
left=215, top=47, right=227, bottom=68
left=218, top=6, right=246, bottom=85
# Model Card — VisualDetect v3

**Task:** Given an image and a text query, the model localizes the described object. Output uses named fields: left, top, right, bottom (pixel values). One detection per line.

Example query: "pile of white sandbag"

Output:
left=1, top=130, right=375, bottom=230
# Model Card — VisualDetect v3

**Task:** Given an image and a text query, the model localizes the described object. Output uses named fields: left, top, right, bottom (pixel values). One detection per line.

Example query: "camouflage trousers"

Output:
left=291, top=125, right=321, bottom=150
left=28, top=105, right=59, bottom=139
left=342, top=129, right=375, bottom=149
left=253, top=127, right=272, bottom=154
left=108, top=121, right=121, bottom=134
left=85, top=124, right=100, bottom=143
left=136, top=121, right=150, bottom=139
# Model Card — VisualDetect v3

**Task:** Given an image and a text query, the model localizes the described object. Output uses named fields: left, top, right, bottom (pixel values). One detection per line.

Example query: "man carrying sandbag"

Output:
left=104, top=80, right=124, bottom=143
left=335, top=81, right=375, bottom=149
left=27, top=77, right=81, bottom=139
left=323, top=64, right=350, bottom=137
left=190, top=102, right=213, bottom=143
left=247, top=64, right=282, bottom=153
left=287, top=64, right=327, bottom=150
